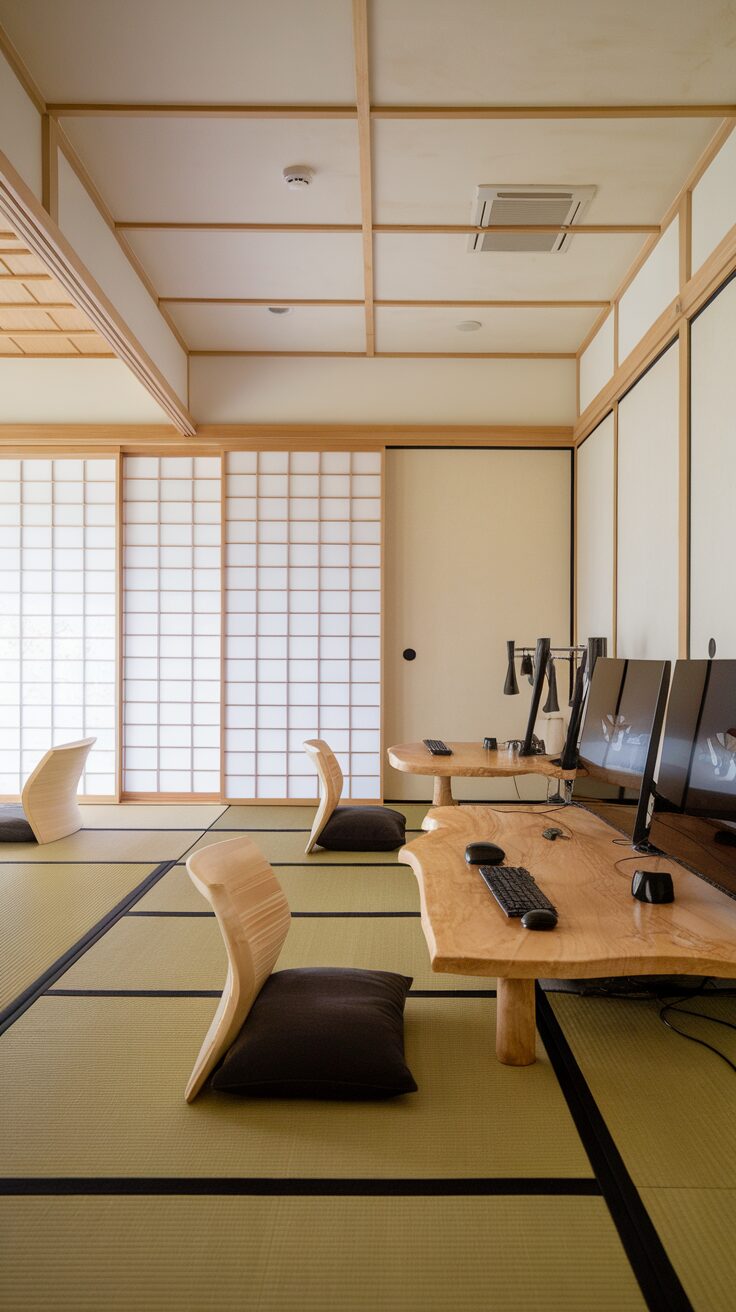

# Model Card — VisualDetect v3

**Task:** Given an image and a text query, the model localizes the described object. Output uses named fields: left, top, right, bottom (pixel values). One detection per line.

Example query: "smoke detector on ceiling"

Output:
left=283, top=165, right=314, bottom=190
left=469, top=184, right=596, bottom=254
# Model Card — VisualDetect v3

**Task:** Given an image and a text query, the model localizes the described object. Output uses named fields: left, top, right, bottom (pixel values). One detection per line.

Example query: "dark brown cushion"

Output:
left=317, top=805, right=406, bottom=852
left=210, top=967, right=417, bottom=1100
left=0, top=805, right=35, bottom=843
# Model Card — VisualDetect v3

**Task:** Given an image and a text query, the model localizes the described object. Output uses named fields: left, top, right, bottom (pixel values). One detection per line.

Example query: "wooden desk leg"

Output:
left=495, top=978, right=536, bottom=1065
left=432, top=774, right=455, bottom=807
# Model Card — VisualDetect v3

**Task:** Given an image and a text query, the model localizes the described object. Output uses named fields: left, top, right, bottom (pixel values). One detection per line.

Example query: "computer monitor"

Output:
left=646, top=659, right=736, bottom=900
left=558, top=649, right=588, bottom=771
left=572, top=657, right=671, bottom=847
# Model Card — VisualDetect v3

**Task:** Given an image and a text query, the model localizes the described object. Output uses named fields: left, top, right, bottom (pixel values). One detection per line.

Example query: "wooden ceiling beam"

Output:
left=160, top=296, right=609, bottom=308
left=189, top=349, right=576, bottom=359
left=117, top=220, right=658, bottom=234
left=352, top=0, right=375, bottom=357
left=0, top=273, right=52, bottom=281
left=46, top=102, right=735, bottom=119
left=0, top=301, right=74, bottom=309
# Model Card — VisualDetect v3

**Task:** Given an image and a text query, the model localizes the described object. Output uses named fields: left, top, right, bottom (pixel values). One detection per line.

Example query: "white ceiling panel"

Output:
left=370, top=0, right=736, bottom=104
left=0, top=0, right=356, bottom=102
left=61, top=117, right=362, bottom=223
left=373, top=118, right=720, bottom=225
left=123, top=230, right=365, bottom=299
left=375, top=305, right=600, bottom=353
left=166, top=302, right=366, bottom=351
left=374, top=232, right=647, bottom=301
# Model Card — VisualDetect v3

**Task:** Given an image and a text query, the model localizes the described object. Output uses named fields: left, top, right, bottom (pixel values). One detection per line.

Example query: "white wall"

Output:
left=0, top=358, right=172, bottom=423
left=617, top=342, right=680, bottom=660
left=0, top=49, right=41, bottom=199
left=190, top=356, right=577, bottom=426
left=576, top=412, right=614, bottom=649
left=57, top=155, right=188, bottom=406
left=618, top=218, right=679, bottom=363
left=578, top=312, right=614, bottom=414
left=692, top=126, right=736, bottom=274
left=690, top=275, right=736, bottom=658
left=384, top=448, right=571, bottom=800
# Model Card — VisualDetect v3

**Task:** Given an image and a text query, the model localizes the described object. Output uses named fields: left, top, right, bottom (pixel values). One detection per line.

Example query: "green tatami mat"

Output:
left=550, top=992, right=736, bottom=1188
left=56, top=911, right=468, bottom=992
left=214, top=800, right=430, bottom=830
left=136, top=863, right=421, bottom=914
left=0, top=1195, right=643, bottom=1312
left=184, top=828, right=406, bottom=863
left=0, top=995, right=591, bottom=1179
left=0, top=863, right=157, bottom=1012
left=79, top=804, right=226, bottom=829
left=640, top=1188, right=736, bottom=1312
left=0, top=829, right=206, bottom=863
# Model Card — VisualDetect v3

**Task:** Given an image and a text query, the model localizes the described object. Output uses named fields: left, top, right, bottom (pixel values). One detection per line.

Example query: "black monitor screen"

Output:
left=575, top=658, right=670, bottom=791
left=648, top=660, right=736, bottom=901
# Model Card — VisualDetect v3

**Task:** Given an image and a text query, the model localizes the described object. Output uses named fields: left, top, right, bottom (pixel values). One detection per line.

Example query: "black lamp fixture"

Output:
left=519, top=650, right=534, bottom=682
left=503, top=639, right=519, bottom=695
left=542, top=657, right=560, bottom=714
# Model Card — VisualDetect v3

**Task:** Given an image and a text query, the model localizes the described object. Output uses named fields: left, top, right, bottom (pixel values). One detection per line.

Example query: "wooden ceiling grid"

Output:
left=1, top=7, right=735, bottom=363
left=0, top=225, right=113, bottom=357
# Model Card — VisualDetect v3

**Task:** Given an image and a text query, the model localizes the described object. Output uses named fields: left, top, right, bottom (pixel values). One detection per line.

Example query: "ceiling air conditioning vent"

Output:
left=469, top=184, right=596, bottom=254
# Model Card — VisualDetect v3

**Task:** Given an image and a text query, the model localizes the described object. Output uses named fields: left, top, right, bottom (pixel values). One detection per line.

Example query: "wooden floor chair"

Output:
left=303, top=738, right=406, bottom=854
left=184, top=834, right=291, bottom=1102
left=0, top=737, right=96, bottom=845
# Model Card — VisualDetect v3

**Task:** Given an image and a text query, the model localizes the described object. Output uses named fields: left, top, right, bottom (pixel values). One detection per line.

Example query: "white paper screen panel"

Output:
left=616, top=342, right=679, bottom=661
left=690, top=276, right=736, bottom=658
left=0, top=458, right=117, bottom=797
left=224, top=451, right=382, bottom=800
left=122, top=455, right=221, bottom=794
left=579, top=312, right=614, bottom=415
left=576, top=413, right=615, bottom=649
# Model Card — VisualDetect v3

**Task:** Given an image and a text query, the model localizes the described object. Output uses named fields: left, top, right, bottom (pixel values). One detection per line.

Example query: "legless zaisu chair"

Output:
left=303, top=739, right=406, bottom=854
left=184, top=835, right=291, bottom=1101
left=0, top=738, right=96, bottom=844
left=184, top=834, right=417, bottom=1103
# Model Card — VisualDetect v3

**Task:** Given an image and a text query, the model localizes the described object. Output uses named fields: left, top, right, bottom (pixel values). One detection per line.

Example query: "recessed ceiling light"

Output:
left=283, top=165, right=314, bottom=190
left=456, top=320, right=482, bottom=332
left=267, top=306, right=292, bottom=315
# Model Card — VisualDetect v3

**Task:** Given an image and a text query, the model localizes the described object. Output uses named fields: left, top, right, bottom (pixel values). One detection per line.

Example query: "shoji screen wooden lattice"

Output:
left=224, top=451, right=382, bottom=800
left=122, top=455, right=221, bottom=795
left=0, top=457, right=117, bottom=797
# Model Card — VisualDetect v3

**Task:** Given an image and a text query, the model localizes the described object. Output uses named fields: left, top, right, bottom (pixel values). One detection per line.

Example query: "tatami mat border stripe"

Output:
left=535, top=986, right=693, bottom=1312
left=45, top=987, right=499, bottom=998
left=0, top=1177, right=601, bottom=1197
left=126, top=910, right=422, bottom=918
left=0, top=861, right=178, bottom=1037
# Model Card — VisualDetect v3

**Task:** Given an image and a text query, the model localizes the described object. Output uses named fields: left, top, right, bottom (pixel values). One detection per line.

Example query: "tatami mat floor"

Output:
left=1, top=800, right=734, bottom=1311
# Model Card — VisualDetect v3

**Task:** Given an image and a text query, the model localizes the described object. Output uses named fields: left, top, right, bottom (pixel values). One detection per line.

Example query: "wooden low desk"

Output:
left=399, top=803, right=736, bottom=1066
left=387, top=741, right=578, bottom=807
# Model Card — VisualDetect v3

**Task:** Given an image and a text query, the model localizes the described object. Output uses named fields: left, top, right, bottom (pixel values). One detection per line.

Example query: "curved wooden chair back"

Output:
left=184, top=834, right=291, bottom=1102
left=21, top=737, right=96, bottom=844
left=303, top=738, right=344, bottom=853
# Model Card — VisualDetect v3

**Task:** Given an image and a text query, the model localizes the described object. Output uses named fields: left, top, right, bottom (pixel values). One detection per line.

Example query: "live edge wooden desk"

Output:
left=399, top=804, right=736, bottom=1067
left=387, top=741, right=578, bottom=807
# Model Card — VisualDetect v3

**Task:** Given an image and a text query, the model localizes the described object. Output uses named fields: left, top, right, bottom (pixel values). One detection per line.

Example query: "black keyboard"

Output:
left=478, top=865, right=557, bottom=918
left=423, top=738, right=453, bottom=756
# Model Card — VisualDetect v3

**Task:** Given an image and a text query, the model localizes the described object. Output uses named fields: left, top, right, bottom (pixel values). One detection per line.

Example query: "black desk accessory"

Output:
left=542, top=827, right=566, bottom=841
left=423, top=738, right=452, bottom=756
left=521, top=908, right=558, bottom=931
left=465, top=841, right=505, bottom=866
left=631, top=870, right=675, bottom=904
left=483, top=736, right=498, bottom=751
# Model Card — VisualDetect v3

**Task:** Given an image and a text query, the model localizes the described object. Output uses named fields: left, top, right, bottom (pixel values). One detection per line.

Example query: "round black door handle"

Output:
left=402, top=648, right=417, bottom=661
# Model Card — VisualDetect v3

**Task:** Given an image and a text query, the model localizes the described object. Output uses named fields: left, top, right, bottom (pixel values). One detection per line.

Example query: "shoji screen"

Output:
left=690, top=276, right=736, bottom=658
left=122, top=455, right=221, bottom=795
left=617, top=342, right=679, bottom=660
left=576, top=413, right=615, bottom=649
left=0, top=457, right=117, bottom=797
left=224, top=450, right=381, bottom=800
